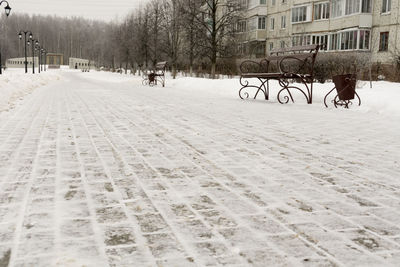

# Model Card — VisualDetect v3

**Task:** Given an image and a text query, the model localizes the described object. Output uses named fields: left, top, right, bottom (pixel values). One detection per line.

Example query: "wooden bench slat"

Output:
left=155, top=61, right=167, bottom=69
left=242, top=73, right=312, bottom=79
left=271, top=44, right=319, bottom=54
left=242, top=72, right=282, bottom=78
left=265, top=53, right=315, bottom=61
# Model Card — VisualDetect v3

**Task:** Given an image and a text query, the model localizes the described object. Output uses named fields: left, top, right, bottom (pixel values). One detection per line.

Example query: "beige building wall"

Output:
left=6, top=57, right=39, bottom=68
left=370, top=0, right=400, bottom=63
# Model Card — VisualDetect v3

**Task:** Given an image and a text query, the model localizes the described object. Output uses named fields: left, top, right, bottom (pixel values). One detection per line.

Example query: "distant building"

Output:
left=6, top=57, right=39, bottom=68
left=46, top=53, right=64, bottom=69
left=233, top=0, right=399, bottom=64
left=69, top=58, right=94, bottom=70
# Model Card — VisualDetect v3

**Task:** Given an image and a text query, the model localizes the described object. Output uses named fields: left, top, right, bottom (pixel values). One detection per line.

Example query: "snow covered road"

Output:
left=1, top=71, right=400, bottom=266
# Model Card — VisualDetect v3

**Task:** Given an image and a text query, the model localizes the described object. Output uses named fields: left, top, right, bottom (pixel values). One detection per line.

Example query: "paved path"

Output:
left=1, top=72, right=400, bottom=266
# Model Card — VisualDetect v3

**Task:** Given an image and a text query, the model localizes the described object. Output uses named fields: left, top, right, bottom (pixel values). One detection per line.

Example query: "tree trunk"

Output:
left=211, top=62, right=216, bottom=79
left=369, top=65, right=372, bottom=88
left=172, top=64, right=177, bottom=79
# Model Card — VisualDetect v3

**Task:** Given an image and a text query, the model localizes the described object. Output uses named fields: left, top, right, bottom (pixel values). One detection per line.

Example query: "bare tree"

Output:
left=148, top=0, right=165, bottom=67
left=185, top=0, right=241, bottom=79
left=181, top=0, right=203, bottom=76
left=0, top=13, right=115, bottom=67
left=162, top=0, right=182, bottom=79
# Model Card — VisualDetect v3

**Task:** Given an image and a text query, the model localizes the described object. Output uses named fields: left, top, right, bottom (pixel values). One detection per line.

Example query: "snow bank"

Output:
left=76, top=70, right=136, bottom=83
left=0, top=69, right=61, bottom=112
left=167, top=76, right=400, bottom=117
left=71, top=70, right=400, bottom=117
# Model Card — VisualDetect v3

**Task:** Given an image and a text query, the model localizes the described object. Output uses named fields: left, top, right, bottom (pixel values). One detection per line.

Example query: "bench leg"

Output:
left=239, top=77, right=269, bottom=100
left=277, top=77, right=312, bottom=104
left=255, top=78, right=269, bottom=100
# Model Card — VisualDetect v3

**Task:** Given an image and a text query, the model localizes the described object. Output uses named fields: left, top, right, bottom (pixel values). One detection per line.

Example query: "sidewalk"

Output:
left=0, top=71, right=399, bottom=266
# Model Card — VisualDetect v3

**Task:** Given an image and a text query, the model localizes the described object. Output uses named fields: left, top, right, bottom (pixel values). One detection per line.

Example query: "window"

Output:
left=269, top=42, right=274, bottom=50
left=331, top=0, right=343, bottom=17
left=340, top=30, right=358, bottom=50
left=382, top=0, right=391, bottom=13
left=361, top=0, right=371, bottom=12
left=329, top=33, right=340, bottom=50
left=238, top=0, right=247, bottom=8
left=379, top=32, right=389, bottom=51
left=270, top=18, right=275, bottom=30
left=291, top=6, right=311, bottom=23
left=331, top=0, right=371, bottom=17
left=255, top=43, right=266, bottom=55
left=282, top=0, right=287, bottom=3
left=236, top=20, right=247, bottom=32
left=312, top=35, right=328, bottom=50
left=345, top=0, right=360, bottom=15
left=260, top=0, right=266, bottom=4
left=314, top=2, right=330, bottom=20
left=272, top=0, right=276, bottom=6
left=258, top=17, right=266, bottom=29
left=292, top=35, right=311, bottom=46
left=359, top=30, right=370, bottom=50
left=281, top=15, right=286, bottom=28
left=280, top=41, right=285, bottom=48
left=237, top=43, right=245, bottom=55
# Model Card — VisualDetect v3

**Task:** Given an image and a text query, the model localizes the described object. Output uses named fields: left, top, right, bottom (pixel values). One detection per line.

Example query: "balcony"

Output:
left=246, top=30, right=268, bottom=41
left=246, top=5, right=267, bottom=17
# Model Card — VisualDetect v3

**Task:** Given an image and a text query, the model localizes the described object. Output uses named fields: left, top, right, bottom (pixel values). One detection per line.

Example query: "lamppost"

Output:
left=18, top=31, right=33, bottom=73
left=27, top=39, right=39, bottom=74
left=0, top=1, right=11, bottom=16
left=35, top=42, right=41, bottom=73
left=41, top=49, right=47, bottom=71
left=0, top=1, right=12, bottom=75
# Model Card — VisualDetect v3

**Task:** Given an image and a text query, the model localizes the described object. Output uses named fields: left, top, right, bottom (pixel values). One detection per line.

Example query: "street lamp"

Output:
left=0, top=0, right=12, bottom=17
left=27, top=39, right=39, bottom=74
left=41, top=49, right=47, bottom=71
left=18, top=31, right=33, bottom=73
left=0, top=1, right=11, bottom=75
left=35, top=42, right=42, bottom=73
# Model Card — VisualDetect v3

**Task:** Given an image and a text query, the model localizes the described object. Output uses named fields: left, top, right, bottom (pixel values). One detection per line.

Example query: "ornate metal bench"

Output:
left=239, top=45, right=320, bottom=104
left=142, top=61, right=167, bottom=87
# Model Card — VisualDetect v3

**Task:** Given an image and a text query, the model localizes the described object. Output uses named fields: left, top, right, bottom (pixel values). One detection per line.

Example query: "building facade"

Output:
left=69, top=58, right=94, bottom=70
left=5, top=57, right=39, bottom=68
left=46, top=53, right=64, bottom=69
left=236, top=0, right=399, bottom=63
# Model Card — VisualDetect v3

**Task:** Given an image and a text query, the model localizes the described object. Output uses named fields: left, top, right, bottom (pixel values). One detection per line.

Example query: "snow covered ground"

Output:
left=0, top=69, right=61, bottom=113
left=0, top=69, right=400, bottom=266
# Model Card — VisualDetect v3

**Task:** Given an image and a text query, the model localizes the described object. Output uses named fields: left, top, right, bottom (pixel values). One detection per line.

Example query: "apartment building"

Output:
left=236, top=0, right=399, bottom=64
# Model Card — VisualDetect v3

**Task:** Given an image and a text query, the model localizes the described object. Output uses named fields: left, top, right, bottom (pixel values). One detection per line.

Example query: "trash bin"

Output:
left=333, top=74, right=357, bottom=101
left=148, top=73, right=156, bottom=83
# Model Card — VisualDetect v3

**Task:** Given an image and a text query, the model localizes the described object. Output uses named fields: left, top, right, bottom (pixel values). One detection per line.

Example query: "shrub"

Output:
left=313, top=52, right=370, bottom=83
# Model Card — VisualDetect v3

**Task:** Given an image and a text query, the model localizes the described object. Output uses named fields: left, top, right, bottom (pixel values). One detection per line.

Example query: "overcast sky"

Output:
left=11, top=0, right=148, bottom=21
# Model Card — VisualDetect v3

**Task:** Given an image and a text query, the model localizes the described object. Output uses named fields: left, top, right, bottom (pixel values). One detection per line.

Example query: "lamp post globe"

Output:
left=4, top=4, right=10, bottom=16
left=0, top=1, right=11, bottom=17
